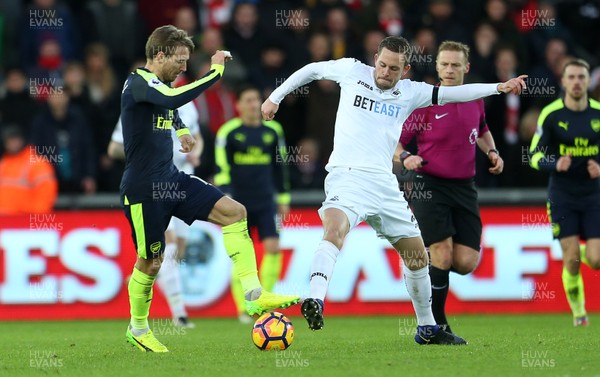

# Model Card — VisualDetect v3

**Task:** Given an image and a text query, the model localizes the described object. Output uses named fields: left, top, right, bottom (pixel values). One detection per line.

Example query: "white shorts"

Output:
left=167, top=216, right=189, bottom=238
left=318, top=167, right=421, bottom=243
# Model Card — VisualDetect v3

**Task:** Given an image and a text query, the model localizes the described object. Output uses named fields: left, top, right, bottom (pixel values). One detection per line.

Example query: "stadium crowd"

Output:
left=1, top=0, right=600, bottom=196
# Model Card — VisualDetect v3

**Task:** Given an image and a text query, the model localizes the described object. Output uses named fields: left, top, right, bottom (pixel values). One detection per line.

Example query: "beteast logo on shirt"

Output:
left=435, top=113, right=449, bottom=120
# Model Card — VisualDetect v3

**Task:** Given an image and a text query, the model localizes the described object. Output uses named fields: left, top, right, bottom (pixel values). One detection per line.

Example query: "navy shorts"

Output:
left=246, top=202, right=279, bottom=240
left=122, top=172, right=224, bottom=259
left=547, top=188, right=600, bottom=240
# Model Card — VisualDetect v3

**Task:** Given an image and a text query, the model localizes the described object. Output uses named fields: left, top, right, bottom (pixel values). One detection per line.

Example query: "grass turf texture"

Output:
left=1, top=314, right=598, bottom=377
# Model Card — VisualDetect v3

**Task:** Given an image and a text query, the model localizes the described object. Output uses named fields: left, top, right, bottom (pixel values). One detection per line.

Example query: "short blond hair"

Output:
left=437, top=40, right=470, bottom=63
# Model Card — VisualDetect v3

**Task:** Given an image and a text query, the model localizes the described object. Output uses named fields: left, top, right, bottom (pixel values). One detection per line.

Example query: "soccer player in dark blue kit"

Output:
left=214, top=85, right=291, bottom=323
left=529, top=59, right=600, bottom=327
left=120, top=25, right=299, bottom=352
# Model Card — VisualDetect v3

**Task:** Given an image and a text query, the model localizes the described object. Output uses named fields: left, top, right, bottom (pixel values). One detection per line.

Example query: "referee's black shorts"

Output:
left=407, top=173, right=481, bottom=251
left=122, top=172, right=224, bottom=259
left=547, top=187, right=600, bottom=240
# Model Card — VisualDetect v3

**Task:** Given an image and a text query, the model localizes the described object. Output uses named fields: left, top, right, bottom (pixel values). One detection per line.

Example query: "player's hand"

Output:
left=179, top=133, right=196, bottom=153
left=211, top=50, right=233, bottom=65
left=556, top=154, right=572, bottom=172
left=488, top=151, right=504, bottom=175
left=403, top=155, right=425, bottom=170
left=278, top=203, right=290, bottom=218
left=186, top=153, right=200, bottom=167
left=587, top=159, right=600, bottom=178
left=261, top=99, right=279, bottom=120
left=497, top=75, right=528, bottom=95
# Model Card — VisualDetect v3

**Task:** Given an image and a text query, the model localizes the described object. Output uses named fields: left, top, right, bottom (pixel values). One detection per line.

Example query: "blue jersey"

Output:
left=530, top=98, right=600, bottom=196
left=214, top=118, right=290, bottom=210
left=120, top=65, right=223, bottom=201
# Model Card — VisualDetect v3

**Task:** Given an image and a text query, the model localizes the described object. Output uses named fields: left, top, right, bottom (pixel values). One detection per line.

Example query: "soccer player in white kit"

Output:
left=109, top=101, right=202, bottom=328
left=262, top=36, right=526, bottom=345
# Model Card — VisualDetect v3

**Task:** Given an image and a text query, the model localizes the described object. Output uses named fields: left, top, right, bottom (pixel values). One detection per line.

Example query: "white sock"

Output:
left=309, top=240, right=339, bottom=301
left=156, top=243, right=187, bottom=318
left=403, top=263, right=436, bottom=326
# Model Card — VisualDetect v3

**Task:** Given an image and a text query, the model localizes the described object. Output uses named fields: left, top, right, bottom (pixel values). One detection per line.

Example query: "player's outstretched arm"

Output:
left=437, top=75, right=527, bottom=105
left=263, top=59, right=350, bottom=119
left=136, top=51, right=232, bottom=109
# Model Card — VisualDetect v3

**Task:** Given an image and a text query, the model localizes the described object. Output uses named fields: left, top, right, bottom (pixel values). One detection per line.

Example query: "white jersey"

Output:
left=269, top=58, right=499, bottom=174
left=112, top=101, right=200, bottom=173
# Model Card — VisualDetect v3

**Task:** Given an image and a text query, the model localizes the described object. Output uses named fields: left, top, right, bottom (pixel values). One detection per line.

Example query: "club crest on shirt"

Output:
left=591, top=119, right=600, bottom=132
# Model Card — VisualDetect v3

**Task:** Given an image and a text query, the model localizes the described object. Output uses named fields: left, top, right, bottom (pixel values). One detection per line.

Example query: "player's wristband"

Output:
left=487, top=148, right=499, bottom=157
left=176, top=128, right=191, bottom=137
left=277, top=193, right=291, bottom=205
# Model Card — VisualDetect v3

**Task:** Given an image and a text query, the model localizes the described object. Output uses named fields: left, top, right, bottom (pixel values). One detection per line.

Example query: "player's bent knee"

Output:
left=586, top=254, right=600, bottom=270
left=210, top=196, right=247, bottom=225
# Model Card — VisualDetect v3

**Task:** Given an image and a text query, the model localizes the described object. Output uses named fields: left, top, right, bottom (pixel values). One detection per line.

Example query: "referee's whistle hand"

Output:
left=179, top=134, right=196, bottom=153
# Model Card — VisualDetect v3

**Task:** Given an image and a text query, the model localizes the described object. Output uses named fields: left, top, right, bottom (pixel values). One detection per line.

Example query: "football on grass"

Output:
left=251, top=312, right=294, bottom=350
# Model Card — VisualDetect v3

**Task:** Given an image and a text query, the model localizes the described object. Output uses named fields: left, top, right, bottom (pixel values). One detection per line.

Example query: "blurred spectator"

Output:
left=30, top=90, right=96, bottom=194
left=0, top=68, right=39, bottom=137
left=199, top=0, right=234, bottom=30
left=289, top=137, right=327, bottom=190
left=525, top=1, right=573, bottom=66
left=173, top=5, right=201, bottom=44
left=27, top=38, right=65, bottom=102
left=469, top=22, right=499, bottom=82
left=528, top=37, right=567, bottom=107
left=84, top=0, right=146, bottom=82
left=248, top=40, right=306, bottom=148
left=62, top=61, right=92, bottom=115
left=223, top=3, right=269, bottom=67
left=0, top=125, right=58, bottom=214
left=360, top=29, right=386, bottom=66
left=0, top=0, right=22, bottom=66
left=193, top=60, right=237, bottom=136
left=248, top=41, right=291, bottom=100
left=136, top=0, right=191, bottom=34
left=275, top=6, right=312, bottom=70
left=409, top=27, right=438, bottom=83
left=190, top=27, right=247, bottom=89
left=376, top=0, right=404, bottom=36
left=359, top=0, right=404, bottom=37
left=478, top=45, right=522, bottom=187
left=483, top=0, right=528, bottom=69
left=556, top=0, right=600, bottom=63
left=84, top=43, right=121, bottom=191
left=322, top=7, right=362, bottom=60
left=419, top=0, right=469, bottom=45
left=19, top=0, right=81, bottom=71
left=303, top=32, right=338, bottom=159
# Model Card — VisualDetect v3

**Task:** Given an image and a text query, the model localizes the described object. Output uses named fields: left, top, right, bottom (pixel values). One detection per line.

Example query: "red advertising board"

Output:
left=0, top=208, right=598, bottom=320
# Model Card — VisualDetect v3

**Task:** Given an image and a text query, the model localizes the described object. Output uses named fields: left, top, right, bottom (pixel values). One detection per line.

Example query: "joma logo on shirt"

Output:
left=357, top=80, right=373, bottom=91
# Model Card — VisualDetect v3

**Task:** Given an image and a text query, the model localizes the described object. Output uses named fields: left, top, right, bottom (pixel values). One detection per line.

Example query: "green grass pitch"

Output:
left=1, top=314, right=598, bottom=377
